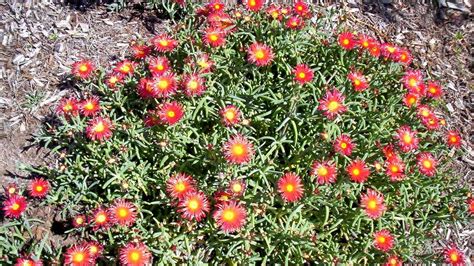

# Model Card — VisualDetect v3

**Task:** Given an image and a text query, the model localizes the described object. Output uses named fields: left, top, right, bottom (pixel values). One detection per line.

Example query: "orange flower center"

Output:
left=286, top=184, right=294, bottom=192
left=157, top=64, right=164, bottom=71
left=249, top=0, right=256, bottom=7
left=327, top=101, right=339, bottom=112
left=408, top=96, right=416, bottom=104
left=128, top=250, right=141, bottom=262
left=450, top=136, right=458, bottom=143
left=362, top=41, right=369, bottom=47
left=400, top=54, right=407, bottom=60
left=409, top=78, right=417, bottom=88
left=117, top=207, right=129, bottom=218
left=96, top=213, right=106, bottom=223
left=121, top=65, right=130, bottom=73
left=94, top=122, right=105, bottom=133
left=12, top=203, right=20, bottom=211
left=297, top=5, right=303, bottom=11
left=158, top=80, right=169, bottom=90
left=188, top=199, right=200, bottom=211
left=214, top=4, right=221, bottom=10
left=343, top=39, right=350, bottom=45
left=255, top=50, right=265, bottom=59
left=73, top=252, right=85, bottom=263
left=422, top=160, right=432, bottom=169
left=450, top=253, right=458, bottom=262
left=390, top=165, right=399, bottom=173
left=79, top=65, right=88, bottom=72
left=84, top=102, right=94, bottom=111
left=368, top=200, right=377, bottom=210
left=21, top=260, right=34, bottom=266
left=232, top=183, right=242, bottom=193
left=291, top=21, right=298, bottom=26
left=387, top=46, right=396, bottom=53
left=429, top=87, right=436, bottom=93
left=209, top=34, right=219, bottom=42
left=63, top=103, right=73, bottom=111
left=354, top=79, right=361, bottom=86
left=377, top=236, right=386, bottom=244
left=352, top=168, right=360, bottom=176
left=167, top=111, right=176, bottom=118
left=317, top=166, right=328, bottom=176
left=90, top=245, right=98, bottom=254
left=188, top=80, right=199, bottom=90
left=35, top=185, right=44, bottom=192
left=222, top=209, right=236, bottom=222
left=231, top=144, right=245, bottom=156
left=159, top=40, right=169, bottom=47
left=403, top=133, right=412, bottom=144
left=389, top=258, right=397, bottom=265
left=175, top=182, right=186, bottom=192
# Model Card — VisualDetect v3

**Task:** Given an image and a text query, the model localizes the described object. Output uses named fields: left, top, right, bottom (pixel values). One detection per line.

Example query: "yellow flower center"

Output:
left=73, top=252, right=85, bottom=263
left=450, top=136, right=457, bottom=143
left=403, top=133, right=412, bottom=144
left=118, top=207, right=129, bottom=218
left=197, top=60, right=209, bottom=68
left=352, top=169, right=360, bottom=176
left=90, top=245, right=98, bottom=254
left=387, top=46, right=396, bottom=53
left=84, top=102, right=94, bottom=110
left=209, top=34, right=218, bottom=42
left=225, top=110, right=235, bottom=120
left=354, top=79, right=361, bottom=86
left=79, top=65, right=88, bottom=72
left=423, top=160, right=432, bottom=169
left=286, top=184, right=294, bottom=192
left=157, top=64, right=164, bottom=71
left=96, top=214, right=106, bottom=223
left=109, top=76, right=118, bottom=84
left=222, top=209, right=236, bottom=221
left=76, top=217, right=84, bottom=224
left=12, top=203, right=20, bottom=211
left=249, top=0, right=256, bottom=6
left=158, top=80, right=169, bottom=90
left=400, top=54, right=407, bottom=60
left=63, top=103, right=73, bottom=111
left=317, top=166, right=328, bottom=176
left=167, top=111, right=175, bottom=118
left=377, top=236, right=386, bottom=244
left=188, top=80, right=198, bottom=90
left=327, top=101, right=339, bottom=112
left=159, top=40, right=169, bottom=47
left=343, top=39, right=349, bottom=45
left=389, top=258, right=397, bottom=265
left=368, top=200, right=377, bottom=210
left=271, top=11, right=279, bottom=18
left=255, top=50, right=265, bottom=59
left=232, top=183, right=242, bottom=192
left=297, top=5, right=303, bottom=11
left=129, top=251, right=141, bottom=262
left=298, top=72, right=306, bottom=79
left=390, top=165, right=399, bottom=173
left=450, top=253, right=458, bottom=262
left=175, top=182, right=186, bottom=192
left=231, top=144, right=245, bottom=156
left=35, top=185, right=43, bottom=192
left=362, top=41, right=369, bottom=47
left=94, top=122, right=105, bottom=133
left=8, top=187, right=16, bottom=194
left=409, top=78, right=417, bottom=87
left=340, top=142, right=347, bottom=149
left=188, top=199, right=199, bottom=210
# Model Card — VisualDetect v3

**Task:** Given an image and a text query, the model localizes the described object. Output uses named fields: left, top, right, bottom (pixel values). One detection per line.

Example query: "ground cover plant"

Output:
left=1, top=0, right=472, bottom=265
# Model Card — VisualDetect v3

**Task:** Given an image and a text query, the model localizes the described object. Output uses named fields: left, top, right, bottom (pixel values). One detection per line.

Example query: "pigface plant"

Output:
left=1, top=0, right=471, bottom=265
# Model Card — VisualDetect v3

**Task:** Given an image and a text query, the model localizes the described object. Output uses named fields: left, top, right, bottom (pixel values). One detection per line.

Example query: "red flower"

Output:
left=277, top=172, right=304, bottom=202
left=382, top=144, right=400, bottom=162
left=421, top=113, right=440, bottom=131
left=114, top=60, right=136, bottom=76
left=333, top=134, right=354, bottom=156
left=395, top=126, right=419, bottom=152
left=148, top=56, right=170, bottom=76
left=395, top=48, right=413, bottom=65
left=137, top=78, right=157, bottom=99
left=467, top=198, right=474, bottom=215
left=347, top=160, right=370, bottom=183
left=109, top=199, right=137, bottom=226
left=91, top=208, right=109, bottom=231
left=228, top=179, right=246, bottom=196
left=220, top=105, right=241, bottom=126
left=338, top=32, right=356, bottom=50
left=386, top=160, right=405, bottom=181
left=28, top=178, right=50, bottom=198
left=71, top=60, right=95, bottom=79
left=195, top=53, right=214, bottom=73
left=208, top=0, right=225, bottom=13
left=360, top=189, right=386, bottom=219
left=152, top=73, right=178, bottom=98
left=384, top=255, right=402, bottom=266
left=417, top=152, right=437, bottom=176
left=14, top=256, right=42, bottom=266
left=381, top=43, right=399, bottom=59
left=223, top=134, right=254, bottom=164
left=357, top=34, right=374, bottom=50
left=348, top=71, right=369, bottom=92
left=64, top=244, right=93, bottom=266
left=86, top=241, right=103, bottom=259
left=203, top=27, right=226, bottom=47
left=426, top=81, right=443, bottom=99
left=178, top=191, right=210, bottom=222
left=403, top=92, right=419, bottom=107
left=446, top=130, right=462, bottom=148
left=119, top=241, right=152, bottom=266
left=402, top=70, right=425, bottom=95
left=318, top=89, right=347, bottom=119
left=151, top=34, right=178, bottom=53
left=373, top=229, right=394, bottom=252
left=214, top=190, right=232, bottom=204
left=3, top=194, right=27, bottom=219
left=294, top=1, right=310, bottom=17
left=311, top=161, right=337, bottom=185
left=86, top=117, right=113, bottom=141
left=105, top=73, right=124, bottom=90
left=143, top=110, right=160, bottom=127
left=293, top=64, right=313, bottom=84
left=4, top=183, right=18, bottom=196
left=417, top=104, right=433, bottom=120
left=213, top=200, right=247, bottom=233
left=246, top=0, right=264, bottom=11
left=80, top=96, right=100, bottom=117
left=72, top=214, right=86, bottom=228
left=444, top=244, right=464, bottom=266
left=166, top=173, right=196, bottom=200
left=57, top=97, right=79, bottom=117
left=158, top=101, right=184, bottom=125
left=247, top=42, right=274, bottom=66
left=182, top=74, right=206, bottom=96
left=286, top=16, right=304, bottom=30
left=266, top=4, right=282, bottom=20
left=130, top=44, right=151, bottom=60
left=368, top=41, right=381, bottom=57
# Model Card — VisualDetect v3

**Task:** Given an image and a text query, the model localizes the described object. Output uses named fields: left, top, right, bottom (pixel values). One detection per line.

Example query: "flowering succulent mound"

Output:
left=2, top=1, right=471, bottom=265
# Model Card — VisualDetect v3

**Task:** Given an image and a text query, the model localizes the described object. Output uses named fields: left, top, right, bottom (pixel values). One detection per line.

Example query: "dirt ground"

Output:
left=0, top=0, right=472, bottom=261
